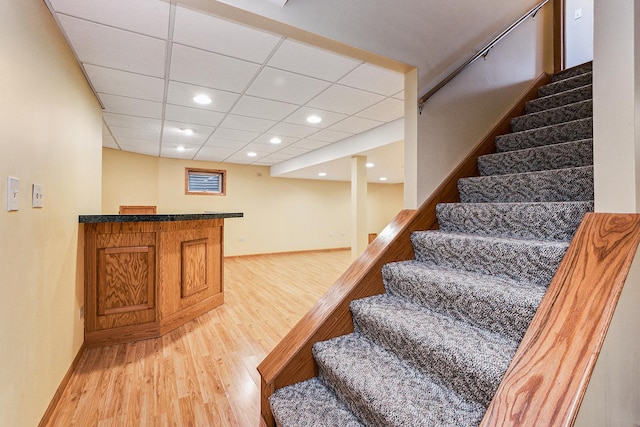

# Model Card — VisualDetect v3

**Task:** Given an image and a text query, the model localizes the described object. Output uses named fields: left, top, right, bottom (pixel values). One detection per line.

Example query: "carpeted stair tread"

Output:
left=550, top=62, right=592, bottom=83
left=526, top=84, right=592, bottom=113
left=270, top=377, right=364, bottom=427
left=351, top=293, right=519, bottom=407
left=314, top=333, right=486, bottom=427
left=511, top=99, right=592, bottom=132
left=458, top=165, right=594, bottom=204
left=411, top=230, right=568, bottom=286
left=538, top=72, right=592, bottom=97
left=436, top=200, right=593, bottom=241
left=495, top=118, right=592, bottom=152
left=478, top=139, right=593, bottom=176
left=382, top=261, right=546, bottom=341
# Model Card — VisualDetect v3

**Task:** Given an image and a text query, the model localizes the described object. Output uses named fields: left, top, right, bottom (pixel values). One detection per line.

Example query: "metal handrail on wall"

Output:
left=418, top=0, right=550, bottom=113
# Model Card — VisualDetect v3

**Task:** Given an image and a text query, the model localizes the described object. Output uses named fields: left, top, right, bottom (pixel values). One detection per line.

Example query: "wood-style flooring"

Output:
left=45, top=249, right=353, bottom=427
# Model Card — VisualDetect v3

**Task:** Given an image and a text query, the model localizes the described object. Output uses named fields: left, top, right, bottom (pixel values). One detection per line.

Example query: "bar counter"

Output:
left=80, top=212, right=243, bottom=347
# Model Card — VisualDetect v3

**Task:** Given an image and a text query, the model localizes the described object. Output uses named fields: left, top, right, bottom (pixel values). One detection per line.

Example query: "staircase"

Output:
left=269, top=62, right=594, bottom=426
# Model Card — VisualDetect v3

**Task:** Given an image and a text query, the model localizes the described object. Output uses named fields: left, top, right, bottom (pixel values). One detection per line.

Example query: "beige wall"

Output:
left=103, top=148, right=403, bottom=256
left=416, top=4, right=554, bottom=205
left=0, top=1, right=102, bottom=426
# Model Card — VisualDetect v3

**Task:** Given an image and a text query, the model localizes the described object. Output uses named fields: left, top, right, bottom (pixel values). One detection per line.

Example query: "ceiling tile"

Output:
left=109, top=126, right=161, bottom=140
left=283, top=107, right=347, bottom=128
left=173, top=6, right=282, bottom=63
left=204, top=138, right=248, bottom=149
left=293, top=139, right=333, bottom=150
left=275, top=146, right=313, bottom=156
left=163, top=121, right=215, bottom=144
left=84, top=64, right=164, bottom=102
left=246, top=67, right=331, bottom=105
left=338, top=63, right=404, bottom=96
left=116, top=137, right=161, bottom=156
left=166, top=81, right=240, bottom=113
left=170, top=44, right=260, bottom=93
left=57, top=15, right=166, bottom=77
left=268, top=39, right=361, bottom=82
left=225, top=151, right=270, bottom=163
left=212, top=128, right=260, bottom=142
left=50, top=0, right=170, bottom=38
left=268, top=122, right=318, bottom=139
left=305, top=129, right=353, bottom=143
left=102, top=125, right=119, bottom=149
left=393, top=90, right=405, bottom=100
left=103, top=113, right=161, bottom=131
left=356, top=98, right=405, bottom=122
left=194, top=147, right=238, bottom=162
left=251, top=134, right=298, bottom=146
left=165, top=104, right=225, bottom=127
left=160, top=145, right=200, bottom=160
left=231, top=96, right=298, bottom=121
left=98, top=93, right=163, bottom=118
left=307, top=85, right=385, bottom=115
left=241, top=142, right=285, bottom=153
left=219, top=115, right=277, bottom=133
left=260, top=153, right=294, bottom=163
left=329, top=116, right=384, bottom=134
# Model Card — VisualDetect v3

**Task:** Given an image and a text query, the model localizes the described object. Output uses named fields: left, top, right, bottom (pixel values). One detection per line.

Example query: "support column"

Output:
left=351, top=155, right=367, bottom=259
left=593, top=0, right=640, bottom=212
left=404, top=67, right=419, bottom=209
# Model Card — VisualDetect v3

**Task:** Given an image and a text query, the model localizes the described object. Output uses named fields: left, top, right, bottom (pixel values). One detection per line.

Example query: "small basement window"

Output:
left=185, top=168, right=226, bottom=195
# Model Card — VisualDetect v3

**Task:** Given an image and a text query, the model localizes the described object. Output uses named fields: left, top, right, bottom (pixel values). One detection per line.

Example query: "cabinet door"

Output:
left=159, top=222, right=222, bottom=319
left=86, top=231, right=158, bottom=332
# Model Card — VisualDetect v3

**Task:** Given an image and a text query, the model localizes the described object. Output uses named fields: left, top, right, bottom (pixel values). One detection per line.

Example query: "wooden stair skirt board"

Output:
left=257, top=72, right=550, bottom=426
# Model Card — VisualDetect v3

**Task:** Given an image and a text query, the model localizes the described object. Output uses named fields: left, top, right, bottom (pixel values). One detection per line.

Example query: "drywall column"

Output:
left=351, top=156, right=368, bottom=259
left=593, top=0, right=640, bottom=212
left=404, top=68, right=419, bottom=209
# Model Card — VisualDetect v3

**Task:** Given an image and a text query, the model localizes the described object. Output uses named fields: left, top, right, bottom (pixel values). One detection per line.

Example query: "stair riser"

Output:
left=313, top=334, right=487, bottom=427
left=539, top=72, right=592, bottom=97
left=382, top=262, right=543, bottom=341
left=458, top=166, right=594, bottom=204
left=512, top=100, right=592, bottom=132
left=478, top=139, right=593, bottom=176
left=436, top=201, right=593, bottom=242
left=496, top=118, right=592, bottom=152
left=351, top=300, right=513, bottom=407
left=525, top=85, right=592, bottom=114
left=550, top=62, right=592, bottom=82
left=411, top=232, right=568, bottom=286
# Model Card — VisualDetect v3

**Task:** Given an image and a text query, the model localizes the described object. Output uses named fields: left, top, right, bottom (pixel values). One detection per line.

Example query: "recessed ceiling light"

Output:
left=270, top=137, right=282, bottom=144
left=247, top=152, right=257, bottom=157
left=379, top=177, right=388, bottom=181
left=306, top=115, right=322, bottom=124
left=366, top=162, right=375, bottom=168
left=176, top=146, right=185, bottom=152
left=193, top=94, right=212, bottom=105
left=318, top=172, right=327, bottom=177
left=180, top=128, right=194, bottom=136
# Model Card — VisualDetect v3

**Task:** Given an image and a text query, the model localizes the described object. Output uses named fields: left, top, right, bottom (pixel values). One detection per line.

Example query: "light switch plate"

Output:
left=32, top=183, right=43, bottom=208
left=574, top=8, right=582, bottom=20
left=7, top=176, right=19, bottom=211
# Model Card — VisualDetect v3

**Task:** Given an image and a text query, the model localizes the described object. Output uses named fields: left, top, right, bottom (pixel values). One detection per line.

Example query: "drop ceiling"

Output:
left=44, top=0, right=406, bottom=183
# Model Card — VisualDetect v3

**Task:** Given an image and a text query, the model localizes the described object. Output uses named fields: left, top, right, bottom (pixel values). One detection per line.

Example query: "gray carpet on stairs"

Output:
left=269, top=62, right=595, bottom=426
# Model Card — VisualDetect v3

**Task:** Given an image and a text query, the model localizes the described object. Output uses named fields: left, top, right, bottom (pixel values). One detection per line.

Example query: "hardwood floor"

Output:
left=45, top=249, right=353, bottom=427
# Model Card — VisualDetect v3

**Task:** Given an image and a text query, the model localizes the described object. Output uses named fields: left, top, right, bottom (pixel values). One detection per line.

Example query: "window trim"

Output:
left=185, top=167, right=226, bottom=196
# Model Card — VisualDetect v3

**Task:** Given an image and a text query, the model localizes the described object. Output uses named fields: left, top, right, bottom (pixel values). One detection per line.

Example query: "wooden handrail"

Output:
left=418, top=0, right=550, bottom=113
left=257, top=73, right=549, bottom=426
left=481, top=213, right=640, bottom=426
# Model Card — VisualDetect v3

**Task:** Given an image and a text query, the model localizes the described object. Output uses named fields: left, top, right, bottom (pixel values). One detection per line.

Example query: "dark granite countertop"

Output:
left=79, top=212, right=243, bottom=223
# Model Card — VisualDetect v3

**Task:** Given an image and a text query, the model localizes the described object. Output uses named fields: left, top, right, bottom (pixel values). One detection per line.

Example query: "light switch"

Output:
left=32, top=184, right=43, bottom=208
left=7, top=176, right=19, bottom=211
left=574, top=8, right=582, bottom=20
